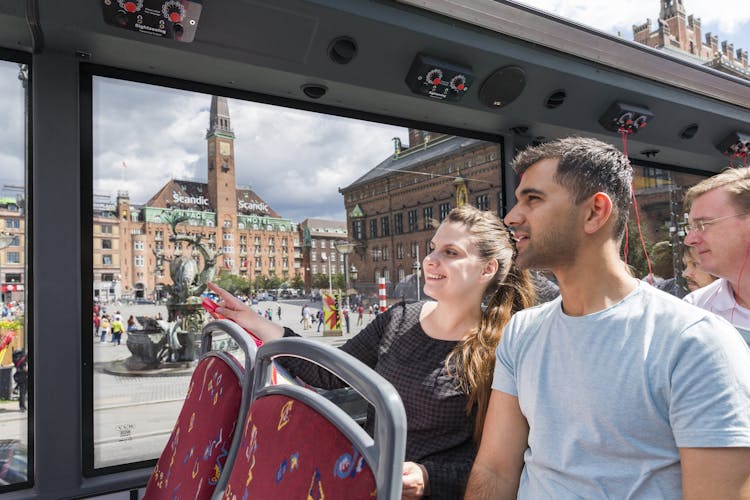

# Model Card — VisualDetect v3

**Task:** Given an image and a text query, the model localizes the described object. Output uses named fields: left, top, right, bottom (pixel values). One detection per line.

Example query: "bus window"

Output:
left=88, top=72, right=508, bottom=470
left=89, top=75, right=381, bottom=469
left=627, top=164, right=708, bottom=295
left=0, top=57, right=29, bottom=491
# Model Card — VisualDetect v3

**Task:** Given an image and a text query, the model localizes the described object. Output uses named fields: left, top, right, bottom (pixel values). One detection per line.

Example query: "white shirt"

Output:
left=684, top=278, right=750, bottom=331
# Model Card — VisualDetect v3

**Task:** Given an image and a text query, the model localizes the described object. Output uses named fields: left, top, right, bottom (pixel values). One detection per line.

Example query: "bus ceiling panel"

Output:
left=10, top=0, right=750, bottom=171
left=0, top=0, right=32, bottom=52
left=396, top=0, right=750, bottom=113
left=526, top=121, right=724, bottom=174
left=28, top=0, right=750, bottom=125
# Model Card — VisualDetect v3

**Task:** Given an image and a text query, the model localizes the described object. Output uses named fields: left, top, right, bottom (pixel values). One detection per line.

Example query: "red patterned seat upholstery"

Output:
left=219, top=393, right=376, bottom=499
left=143, top=320, right=258, bottom=500
left=212, top=337, right=406, bottom=500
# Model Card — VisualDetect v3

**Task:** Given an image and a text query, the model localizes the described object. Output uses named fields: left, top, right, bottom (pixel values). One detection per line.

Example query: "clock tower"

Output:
left=206, top=96, right=238, bottom=270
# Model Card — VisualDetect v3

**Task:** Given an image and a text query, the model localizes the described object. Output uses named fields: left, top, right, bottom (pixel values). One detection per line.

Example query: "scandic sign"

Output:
left=1, top=284, right=23, bottom=292
left=171, top=191, right=269, bottom=213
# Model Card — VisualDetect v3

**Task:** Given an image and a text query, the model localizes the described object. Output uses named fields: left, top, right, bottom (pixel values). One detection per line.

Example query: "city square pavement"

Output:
left=0, top=298, right=379, bottom=468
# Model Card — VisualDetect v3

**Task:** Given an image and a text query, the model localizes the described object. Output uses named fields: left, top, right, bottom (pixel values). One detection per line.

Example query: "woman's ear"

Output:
left=583, top=192, right=613, bottom=235
left=481, top=259, right=499, bottom=280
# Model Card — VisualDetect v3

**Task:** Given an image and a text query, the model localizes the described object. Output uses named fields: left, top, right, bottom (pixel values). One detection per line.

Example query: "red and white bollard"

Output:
left=378, top=277, right=387, bottom=312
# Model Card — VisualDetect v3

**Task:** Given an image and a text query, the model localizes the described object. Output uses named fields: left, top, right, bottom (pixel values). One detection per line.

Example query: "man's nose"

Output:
left=684, top=229, right=700, bottom=246
left=504, top=205, right=521, bottom=227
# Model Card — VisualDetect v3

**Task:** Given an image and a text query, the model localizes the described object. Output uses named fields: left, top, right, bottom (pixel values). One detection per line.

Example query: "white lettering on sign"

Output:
left=238, top=200, right=269, bottom=213
left=172, top=191, right=209, bottom=206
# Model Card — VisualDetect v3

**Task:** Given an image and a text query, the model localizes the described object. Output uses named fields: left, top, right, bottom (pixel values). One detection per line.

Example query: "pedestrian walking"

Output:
left=110, top=316, right=124, bottom=345
left=99, top=315, right=111, bottom=343
left=316, top=309, right=324, bottom=332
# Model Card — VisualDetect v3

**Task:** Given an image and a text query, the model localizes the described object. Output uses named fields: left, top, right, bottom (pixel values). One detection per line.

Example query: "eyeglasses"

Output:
left=685, top=211, right=750, bottom=233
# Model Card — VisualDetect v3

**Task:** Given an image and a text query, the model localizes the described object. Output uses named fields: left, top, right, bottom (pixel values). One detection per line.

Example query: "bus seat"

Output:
left=143, top=320, right=258, bottom=500
left=212, top=337, right=407, bottom=500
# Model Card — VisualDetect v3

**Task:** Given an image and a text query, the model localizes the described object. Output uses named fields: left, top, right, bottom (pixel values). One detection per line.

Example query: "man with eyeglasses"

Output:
left=683, top=167, right=750, bottom=335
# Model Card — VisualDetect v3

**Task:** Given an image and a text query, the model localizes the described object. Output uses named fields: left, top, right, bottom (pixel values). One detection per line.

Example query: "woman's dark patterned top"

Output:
left=280, top=301, right=476, bottom=499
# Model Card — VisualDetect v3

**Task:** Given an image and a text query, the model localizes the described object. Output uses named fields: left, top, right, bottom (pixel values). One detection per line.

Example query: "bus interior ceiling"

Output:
left=1, top=1, right=750, bottom=498
left=2, top=1, right=749, bottom=172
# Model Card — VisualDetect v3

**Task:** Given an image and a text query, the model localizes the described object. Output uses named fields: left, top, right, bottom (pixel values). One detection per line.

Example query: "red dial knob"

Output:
left=162, top=1, right=185, bottom=23
left=124, top=1, right=137, bottom=12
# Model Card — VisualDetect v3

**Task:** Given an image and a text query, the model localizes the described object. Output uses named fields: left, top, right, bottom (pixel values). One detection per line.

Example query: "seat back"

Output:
left=213, top=337, right=407, bottom=500
left=143, top=320, right=258, bottom=500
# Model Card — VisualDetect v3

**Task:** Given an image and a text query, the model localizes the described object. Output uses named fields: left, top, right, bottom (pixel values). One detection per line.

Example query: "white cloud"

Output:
left=0, top=61, right=26, bottom=191
left=92, top=78, right=408, bottom=223
left=514, top=0, right=750, bottom=49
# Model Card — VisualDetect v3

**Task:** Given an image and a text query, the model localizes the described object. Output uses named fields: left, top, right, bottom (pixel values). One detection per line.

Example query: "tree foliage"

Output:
left=290, top=274, right=305, bottom=290
left=311, top=273, right=329, bottom=290
left=621, top=220, right=656, bottom=279
left=214, top=271, right=251, bottom=295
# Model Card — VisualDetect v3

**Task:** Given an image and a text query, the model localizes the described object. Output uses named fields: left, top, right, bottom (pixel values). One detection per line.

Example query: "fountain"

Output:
left=124, top=214, right=217, bottom=371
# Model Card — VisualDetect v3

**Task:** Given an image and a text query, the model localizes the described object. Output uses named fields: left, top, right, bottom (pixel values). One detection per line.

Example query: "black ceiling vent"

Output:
left=301, top=84, right=328, bottom=99
left=328, top=36, right=358, bottom=65
left=679, top=123, right=699, bottom=140
left=544, top=90, right=566, bottom=109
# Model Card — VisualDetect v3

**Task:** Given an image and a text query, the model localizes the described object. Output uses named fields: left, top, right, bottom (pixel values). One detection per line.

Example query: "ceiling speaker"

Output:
left=478, top=66, right=525, bottom=108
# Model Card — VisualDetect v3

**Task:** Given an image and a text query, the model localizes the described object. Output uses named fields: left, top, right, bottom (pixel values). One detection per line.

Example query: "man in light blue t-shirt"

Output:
left=465, top=137, right=750, bottom=499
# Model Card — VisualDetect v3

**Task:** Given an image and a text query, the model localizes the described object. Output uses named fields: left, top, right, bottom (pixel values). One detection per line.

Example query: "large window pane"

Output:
left=90, top=77, right=410, bottom=468
left=0, top=59, right=29, bottom=489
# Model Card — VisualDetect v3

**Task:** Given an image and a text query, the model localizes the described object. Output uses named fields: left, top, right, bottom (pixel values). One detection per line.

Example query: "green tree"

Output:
left=254, top=275, right=273, bottom=291
left=311, top=273, right=329, bottom=290
left=332, top=272, right=345, bottom=291
left=290, top=274, right=304, bottom=290
left=267, top=274, right=283, bottom=290
left=213, top=271, right=248, bottom=295
left=621, top=220, right=656, bottom=279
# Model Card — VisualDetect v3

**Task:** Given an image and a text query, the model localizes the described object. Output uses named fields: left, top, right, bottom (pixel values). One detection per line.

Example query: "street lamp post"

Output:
left=334, top=241, right=356, bottom=311
left=320, top=253, right=332, bottom=294
left=412, top=246, right=421, bottom=301
left=0, top=233, right=14, bottom=304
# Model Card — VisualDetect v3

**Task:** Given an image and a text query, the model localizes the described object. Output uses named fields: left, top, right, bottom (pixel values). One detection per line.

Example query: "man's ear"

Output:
left=583, top=192, right=613, bottom=235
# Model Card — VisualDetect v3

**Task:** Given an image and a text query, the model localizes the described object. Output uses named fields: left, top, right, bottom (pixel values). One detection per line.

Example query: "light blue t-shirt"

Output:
left=493, top=282, right=750, bottom=499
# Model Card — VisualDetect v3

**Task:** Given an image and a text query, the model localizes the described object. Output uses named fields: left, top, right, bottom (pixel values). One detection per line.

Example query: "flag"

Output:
left=322, top=293, right=340, bottom=330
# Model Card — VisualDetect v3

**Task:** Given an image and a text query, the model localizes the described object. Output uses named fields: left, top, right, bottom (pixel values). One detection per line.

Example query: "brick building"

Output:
left=0, top=194, right=25, bottom=303
left=339, top=131, right=503, bottom=297
left=93, top=96, right=304, bottom=301
left=633, top=0, right=749, bottom=79
left=298, top=218, right=349, bottom=293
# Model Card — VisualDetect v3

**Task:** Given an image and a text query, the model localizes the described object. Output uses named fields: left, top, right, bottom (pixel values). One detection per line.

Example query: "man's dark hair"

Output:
left=512, top=137, right=632, bottom=241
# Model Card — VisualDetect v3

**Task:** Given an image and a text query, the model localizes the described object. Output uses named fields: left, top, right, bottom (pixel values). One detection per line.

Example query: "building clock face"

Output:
left=219, top=142, right=230, bottom=156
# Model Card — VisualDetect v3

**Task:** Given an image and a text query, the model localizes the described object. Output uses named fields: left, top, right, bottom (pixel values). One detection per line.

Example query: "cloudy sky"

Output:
left=1, top=1, right=749, bottom=222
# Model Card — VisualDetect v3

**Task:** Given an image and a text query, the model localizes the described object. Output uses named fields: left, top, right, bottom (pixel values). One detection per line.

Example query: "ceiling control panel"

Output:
left=405, top=53, right=474, bottom=102
left=101, top=0, right=203, bottom=43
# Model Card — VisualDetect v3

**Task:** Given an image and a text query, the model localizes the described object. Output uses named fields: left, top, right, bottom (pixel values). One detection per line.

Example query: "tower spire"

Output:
left=206, top=95, right=234, bottom=139
left=660, top=0, right=685, bottom=20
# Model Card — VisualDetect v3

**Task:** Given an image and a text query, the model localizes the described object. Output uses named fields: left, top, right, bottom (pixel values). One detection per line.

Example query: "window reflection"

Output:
left=627, top=163, right=708, bottom=296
